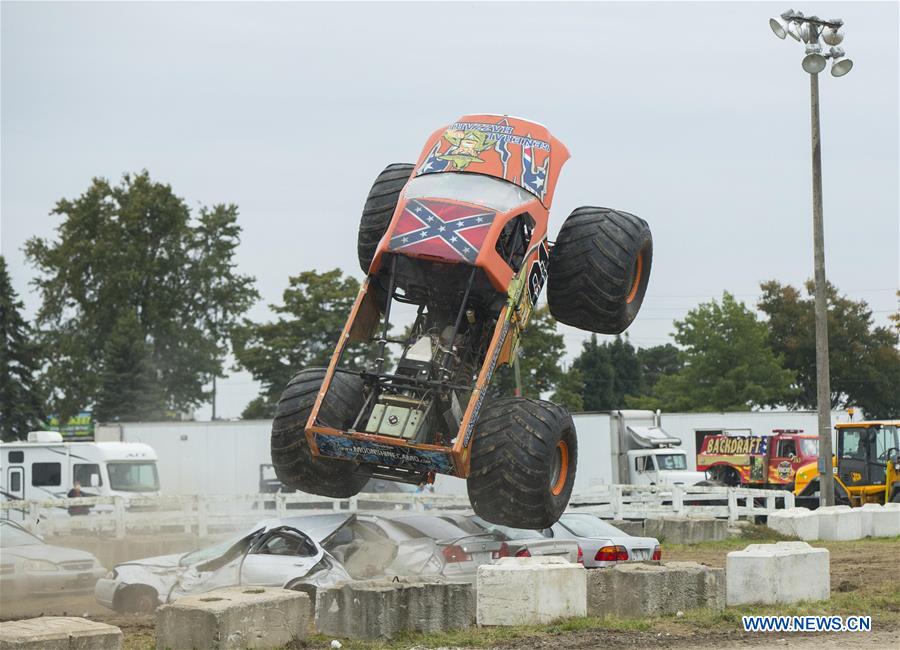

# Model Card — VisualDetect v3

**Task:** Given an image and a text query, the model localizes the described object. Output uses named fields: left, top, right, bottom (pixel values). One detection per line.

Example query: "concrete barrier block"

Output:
left=726, top=541, right=829, bottom=605
left=315, top=577, right=474, bottom=640
left=0, top=617, right=122, bottom=650
left=644, top=517, right=728, bottom=544
left=587, top=562, right=724, bottom=618
left=156, top=587, right=308, bottom=650
left=477, top=557, right=585, bottom=626
left=817, top=505, right=863, bottom=541
left=861, top=503, right=900, bottom=538
left=766, top=507, right=817, bottom=540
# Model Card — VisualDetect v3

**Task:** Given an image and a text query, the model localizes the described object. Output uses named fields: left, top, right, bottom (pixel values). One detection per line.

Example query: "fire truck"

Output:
left=695, top=429, right=819, bottom=488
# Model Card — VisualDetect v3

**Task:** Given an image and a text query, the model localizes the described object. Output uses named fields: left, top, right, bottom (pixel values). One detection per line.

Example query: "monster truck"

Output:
left=271, top=115, right=652, bottom=528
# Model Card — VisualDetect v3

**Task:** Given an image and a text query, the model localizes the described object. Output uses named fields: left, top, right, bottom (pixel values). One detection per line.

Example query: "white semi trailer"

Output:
left=608, top=410, right=705, bottom=486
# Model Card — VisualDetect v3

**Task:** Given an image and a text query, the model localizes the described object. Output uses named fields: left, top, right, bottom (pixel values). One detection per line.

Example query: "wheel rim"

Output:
left=550, top=440, right=570, bottom=496
left=626, top=251, right=644, bottom=304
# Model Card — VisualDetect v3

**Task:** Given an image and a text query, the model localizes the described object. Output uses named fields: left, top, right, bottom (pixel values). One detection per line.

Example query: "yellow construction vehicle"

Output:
left=794, top=420, right=900, bottom=506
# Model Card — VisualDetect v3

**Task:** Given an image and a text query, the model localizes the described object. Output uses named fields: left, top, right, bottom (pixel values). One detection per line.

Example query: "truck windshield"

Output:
left=799, top=439, right=819, bottom=457
left=107, top=462, right=159, bottom=492
left=405, top=172, right=534, bottom=211
left=656, top=454, right=687, bottom=470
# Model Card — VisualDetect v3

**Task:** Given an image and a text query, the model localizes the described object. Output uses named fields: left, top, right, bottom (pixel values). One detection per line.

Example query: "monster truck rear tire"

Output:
left=271, top=367, right=371, bottom=498
left=357, top=163, right=415, bottom=274
left=467, top=398, right=577, bottom=528
left=547, top=207, right=652, bottom=334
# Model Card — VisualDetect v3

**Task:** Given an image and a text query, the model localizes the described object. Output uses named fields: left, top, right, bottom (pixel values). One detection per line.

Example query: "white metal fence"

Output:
left=1, top=484, right=795, bottom=539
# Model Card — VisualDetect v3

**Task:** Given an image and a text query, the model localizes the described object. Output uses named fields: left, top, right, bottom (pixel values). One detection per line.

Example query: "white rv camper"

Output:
left=1, top=431, right=160, bottom=512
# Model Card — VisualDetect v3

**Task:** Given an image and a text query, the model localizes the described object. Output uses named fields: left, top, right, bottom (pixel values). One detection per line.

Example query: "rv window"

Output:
left=32, top=463, right=61, bottom=487
left=10, top=473, right=21, bottom=493
left=74, top=464, right=102, bottom=487
left=8, top=451, right=24, bottom=464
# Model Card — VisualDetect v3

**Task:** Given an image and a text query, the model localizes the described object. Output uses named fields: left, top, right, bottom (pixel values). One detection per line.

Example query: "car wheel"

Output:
left=271, top=367, right=372, bottom=498
left=467, top=397, right=577, bottom=529
left=547, top=207, right=652, bottom=334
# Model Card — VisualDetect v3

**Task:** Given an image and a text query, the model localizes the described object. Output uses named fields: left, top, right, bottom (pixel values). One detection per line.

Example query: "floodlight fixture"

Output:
left=831, top=58, right=853, bottom=77
left=823, top=27, right=844, bottom=46
left=802, top=53, right=827, bottom=74
left=770, top=18, right=787, bottom=39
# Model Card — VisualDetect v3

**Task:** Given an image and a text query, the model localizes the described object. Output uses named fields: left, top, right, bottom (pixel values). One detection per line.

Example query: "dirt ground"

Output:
left=2, top=534, right=897, bottom=650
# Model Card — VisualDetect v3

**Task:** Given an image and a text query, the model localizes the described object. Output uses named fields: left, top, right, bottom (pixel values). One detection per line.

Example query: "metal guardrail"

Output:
left=1, top=485, right=795, bottom=539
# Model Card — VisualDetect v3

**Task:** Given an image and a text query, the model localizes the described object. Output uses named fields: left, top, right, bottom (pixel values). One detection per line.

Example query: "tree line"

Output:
left=2, top=172, right=898, bottom=440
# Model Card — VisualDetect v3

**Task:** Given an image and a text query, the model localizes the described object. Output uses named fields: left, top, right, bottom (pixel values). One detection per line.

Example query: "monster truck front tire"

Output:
left=271, top=368, right=371, bottom=498
left=467, top=398, right=577, bottom=529
left=357, top=163, right=415, bottom=274
left=547, top=207, right=652, bottom=334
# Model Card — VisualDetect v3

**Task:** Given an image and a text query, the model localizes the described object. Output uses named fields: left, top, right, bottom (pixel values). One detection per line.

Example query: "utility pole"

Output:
left=769, top=10, right=853, bottom=507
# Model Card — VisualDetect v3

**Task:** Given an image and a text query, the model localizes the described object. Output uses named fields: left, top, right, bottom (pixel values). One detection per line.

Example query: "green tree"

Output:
left=636, top=292, right=796, bottom=411
left=0, top=257, right=45, bottom=441
left=570, top=334, right=644, bottom=410
left=550, top=365, right=584, bottom=412
left=233, top=269, right=366, bottom=418
left=491, top=306, right=566, bottom=400
left=24, top=172, right=258, bottom=421
left=636, top=344, right=683, bottom=394
left=758, top=281, right=900, bottom=418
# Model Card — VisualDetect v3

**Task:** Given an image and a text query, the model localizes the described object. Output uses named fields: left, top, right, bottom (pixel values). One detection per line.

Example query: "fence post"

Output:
left=348, top=496, right=358, bottom=513
left=332, top=499, right=341, bottom=512
left=784, top=491, right=795, bottom=509
left=183, top=497, right=192, bottom=534
left=275, top=493, right=286, bottom=518
left=766, top=495, right=776, bottom=513
left=197, top=495, right=208, bottom=538
left=27, top=502, right=40, bottom=533
left=727, top=488, right=738, bottom=523
left=114, top=497, right=126, bottom=539
left=611, top=485, right=623, bottom=519
left=672, top=484, right=685, bottom=516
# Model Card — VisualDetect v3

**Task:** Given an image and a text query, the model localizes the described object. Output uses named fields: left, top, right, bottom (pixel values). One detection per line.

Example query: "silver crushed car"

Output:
left=546, top=512, right=660, bottom=568
left=438, top=513, right=581, bottom=563
left=0, top=520, right=106, bottom=597
left=94, top=516, right=352, bottom=613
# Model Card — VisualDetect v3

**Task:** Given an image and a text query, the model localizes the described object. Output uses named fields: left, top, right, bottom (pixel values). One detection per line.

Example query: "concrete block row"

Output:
left=587, top=561, right=724, bottom=617
left=0, top=617, right=122, bottom=650
left=611, top=517, right=729, bottom=545
left=315, top=576, right=474, bottom=640
left=155, top=586, right=309, bottom=649
left=726, top=541, right=829, bottom=605
left=767, top=503, right=900, bottom=540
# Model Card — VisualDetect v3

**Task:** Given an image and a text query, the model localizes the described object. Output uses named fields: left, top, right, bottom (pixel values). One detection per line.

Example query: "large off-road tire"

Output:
left=547, top=207, right=652, bottom=334
left=467, top=398, right=577, bottom=529
left=271, top=368, right=371, bottom=498
left=357, top=163, right=415, bottom=274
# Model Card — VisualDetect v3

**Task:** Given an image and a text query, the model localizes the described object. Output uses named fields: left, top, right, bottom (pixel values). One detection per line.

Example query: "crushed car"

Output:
left=94, top=516, right=351, bottom=613
left=546, top=512, right=661, bottom=568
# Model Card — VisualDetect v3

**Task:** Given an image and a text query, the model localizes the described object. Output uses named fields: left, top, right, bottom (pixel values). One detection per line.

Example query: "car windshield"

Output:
left=656, top=454, right=687, bottom=470
left=180, top=527, right=262, bottom=567
left=470, top=516, right=539, bottom=540
left=405, top=172, right=534, bottom=211
left=107, top=462, right=159, bottom=492
left=0, top=522, right=42, bottom=547
left=559, top=514, right=627, bottom=539
left=799, top=439, right=819, bottom=457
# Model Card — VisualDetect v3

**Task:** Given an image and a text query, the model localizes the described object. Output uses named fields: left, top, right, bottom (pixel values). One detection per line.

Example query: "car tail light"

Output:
left=595, top=545, right=629, bottom=562
left=652, top=545, right=662, bottom=561
left=576, top=545, right=583, bottom=564
left=515, top=548, right=531, bottom=558
left=492, top=542, right=510, bottom=560
left=442, top=544, right=472, bottom=563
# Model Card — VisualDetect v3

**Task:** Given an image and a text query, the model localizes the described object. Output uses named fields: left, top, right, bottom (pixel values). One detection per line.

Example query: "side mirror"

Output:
left=90, top=473, right=100, bottom=488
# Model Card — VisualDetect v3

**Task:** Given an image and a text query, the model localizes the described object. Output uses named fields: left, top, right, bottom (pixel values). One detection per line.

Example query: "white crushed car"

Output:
left=94, top=516, right=352, bottom=612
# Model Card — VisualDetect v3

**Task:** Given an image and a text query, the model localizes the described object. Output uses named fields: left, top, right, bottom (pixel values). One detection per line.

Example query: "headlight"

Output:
left=23, top=559, right=58, bottom=572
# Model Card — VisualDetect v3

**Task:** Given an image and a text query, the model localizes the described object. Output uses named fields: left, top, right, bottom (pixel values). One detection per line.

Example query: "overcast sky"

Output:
left=2, top=1, right=897, bottom=420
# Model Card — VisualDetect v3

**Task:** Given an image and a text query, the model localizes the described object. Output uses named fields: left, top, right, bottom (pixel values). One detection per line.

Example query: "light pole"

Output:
left=769, top=10, right=853, bottom=507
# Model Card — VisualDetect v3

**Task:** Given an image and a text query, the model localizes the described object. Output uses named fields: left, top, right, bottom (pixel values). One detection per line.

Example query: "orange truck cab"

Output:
left=695, top=429, right=819, bottom=488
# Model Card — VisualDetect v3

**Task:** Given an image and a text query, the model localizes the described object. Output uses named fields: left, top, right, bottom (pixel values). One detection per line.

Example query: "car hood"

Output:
left=116, top=553, right=184, bottom=572
left=4, top=543, right=100, bottom=565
